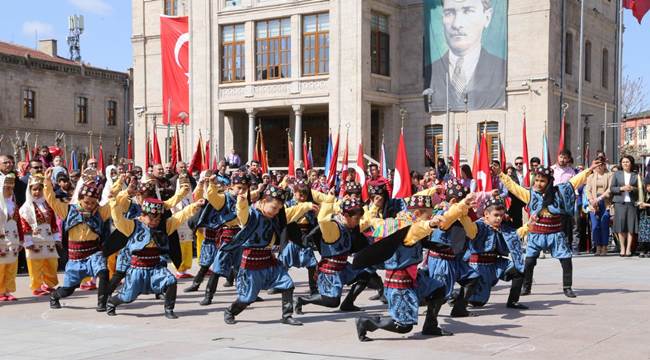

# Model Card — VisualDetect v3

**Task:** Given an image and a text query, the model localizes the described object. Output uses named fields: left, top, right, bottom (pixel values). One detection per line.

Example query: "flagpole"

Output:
left=616, top=0, right=624, bottom=163
left=576, top=0, right=585, bottom=164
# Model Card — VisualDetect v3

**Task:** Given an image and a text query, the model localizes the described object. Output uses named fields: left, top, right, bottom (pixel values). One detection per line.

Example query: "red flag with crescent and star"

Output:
left=161, top=16, right=189, bottom=125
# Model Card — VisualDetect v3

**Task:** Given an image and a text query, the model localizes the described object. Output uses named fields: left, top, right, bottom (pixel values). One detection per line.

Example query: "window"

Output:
left=23, top=89, right=35, bottom=118
left=565, top=32, right=573, bottom=75
left=302, top=13, right=329, bottom=76
left=478, top=122, right=499, bottom=161
left=225, top=0, right=240, bottom=7
left=585, top=40, right=592, bottom=82
left=371, top=12, right=390, bottom=76
left=425, top=125, right=444, bottom=166
left=77, top=96, right=88, bottom=124
left=639, top=126, right=647, bottom=141
left=602, top=48, right=609, bottom=89
left=625, top=128, right=634, bottom=143
left=256, top=18, right=291, bottom=80
left=107, top=100, right=117, bottom=126
left=222, top=24, right=245, bottom=82
left=164, top=0, right=177, bottom=16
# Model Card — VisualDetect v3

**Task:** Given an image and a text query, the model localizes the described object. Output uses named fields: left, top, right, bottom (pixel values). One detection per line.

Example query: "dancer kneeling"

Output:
left=352, top=194, right=470, bottom=341
left=107, top=194, right=203, bottom=319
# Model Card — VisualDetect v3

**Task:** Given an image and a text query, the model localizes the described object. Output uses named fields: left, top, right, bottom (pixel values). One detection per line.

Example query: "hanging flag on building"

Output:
left=392, top=130, right=412, bottom=199
left=624, top=0, right=650, bottom=23
left=161, top=15, right=189, bottom=125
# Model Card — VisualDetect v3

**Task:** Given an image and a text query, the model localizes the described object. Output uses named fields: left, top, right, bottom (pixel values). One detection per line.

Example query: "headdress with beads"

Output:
left=407, top=195, right=433, bottom=209
left=141, top=198, right=164, bottom=215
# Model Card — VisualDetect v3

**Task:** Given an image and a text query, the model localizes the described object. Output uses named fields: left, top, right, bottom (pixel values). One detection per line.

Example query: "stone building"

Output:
left=621, top=110, right=650, bottom=166
left=132, top=0, right=620, bottom=171
left=0, top=39, right=132, bottom=166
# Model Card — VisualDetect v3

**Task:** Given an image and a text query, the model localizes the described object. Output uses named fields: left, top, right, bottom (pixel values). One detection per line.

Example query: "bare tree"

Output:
left=621, top=74, right=648, bottom=116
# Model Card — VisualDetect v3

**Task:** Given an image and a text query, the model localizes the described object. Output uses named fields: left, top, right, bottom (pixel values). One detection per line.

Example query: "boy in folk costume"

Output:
left=171, top=173, right=199, bottom=279
left=20, top=174, right=61, bottom=295
left=294, top=199, right=375, bottom=314
left=104, top=177, right=190, bottom=296
left=185, top=173, right=249, bottom=301
left=221, top=185, right=316, bottom=326
left=107, top=195, right=204, bottom=319
left=352, top=194, right=470, bottom=341
left=494, top=160, right=600, bottom=298
left=463, top=195, right=528, bottom=311
left=44, top=168, right=112, bottom=311
left=425, top=178, right=481, bottom=317
left=0, top=174, right=23, bottom=301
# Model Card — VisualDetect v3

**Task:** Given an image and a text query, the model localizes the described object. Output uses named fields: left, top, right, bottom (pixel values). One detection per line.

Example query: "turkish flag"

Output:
left=152, top=129, right=162, bottom=165
left=392, top=131, right=412, bottom=199
left=476, top=133, right=492, bottom=192
left=558, top=111, right=566, bottom=156
left=625, top=0, right=650, bottom=23
left=288, top=137, right=295, bottom=176
left=326, top=132, right=340, bottom=187
left=303, top=137, right=310, bottom=170
left=188, top=135, right=203, bottom=174
left=161, top=16, right=189, bottom=125
left=522, top=115, right=530, bottom=187
left=98, top=143, right=105, bottom=171
left=354, top=142, right=368, bottom=201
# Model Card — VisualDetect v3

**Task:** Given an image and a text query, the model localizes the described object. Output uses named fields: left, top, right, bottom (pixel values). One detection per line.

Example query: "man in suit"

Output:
left=424, top=0, right=505, bottom=112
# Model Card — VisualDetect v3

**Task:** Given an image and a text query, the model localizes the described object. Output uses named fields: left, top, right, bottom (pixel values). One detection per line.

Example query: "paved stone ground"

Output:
left=1, top=255, right=649, bottom=360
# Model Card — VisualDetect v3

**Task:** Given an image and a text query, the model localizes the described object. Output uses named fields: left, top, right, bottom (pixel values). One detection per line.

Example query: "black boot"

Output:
left=107, top=271, right=126, bottom=296
left=184, top=266, right=208, bottom=292
left=281, top=289, right=302, bottom=326
left=307, top=266, right=319, bottom=296
left=49, top=287, right=74, bottom=309
left=506, top=274, right=528, bottom=309
left=96, top=271, right=109, bottom=312
left=522, top=257, right=537, bottom=296
left=422, top=289, right=453, bottom=336
left=223, top=269, right=235, bottom=287
left=106, top=296, right=124, bottom=316
left=355, top=315, right=413, bottom=342
left=295, top=294, right=340, bottom=315
left=367, top=273, right=387, bottom=304
left=267, top=288, right=281, bottom=295
left=340, top=280, right=367, bottom=312
left=49, top=288, right=62, bottom=309
left=450, top=278, right=477, bottom=317
left=224, top=301, right=248, bottom=324
left=164, top=284, right=179, bottom=319
left=200, top=274, right=219, bottom=306
left=560, top=258, right=576, bottom=298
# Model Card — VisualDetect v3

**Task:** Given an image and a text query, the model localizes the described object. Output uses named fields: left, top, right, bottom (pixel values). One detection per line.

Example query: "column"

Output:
left=293, top=105, right=303, bottom=168
left=246, top=108, right=256, bottom=162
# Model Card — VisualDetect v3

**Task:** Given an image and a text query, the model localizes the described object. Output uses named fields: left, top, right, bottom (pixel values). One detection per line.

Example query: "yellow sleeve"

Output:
left=439, top=200, right=470, bottom=230
left=414, top=187, right=436, bottom=197
left=236, top=196, right=250, bottom=226
left=285, top=202, right=313, bottom=223
left=98, top=203, right=112, bottom=221
left=360, top=205, right=381, bottom=232
left=110, top=177, right=123, bottom=197
left=110, top=199, right=134, bottom=236
left=250, top=189, right=261, bottom=203
left=163, top=186, right=189, bottom=209
left=569, top=168, right=593, bottom=190
left=44, top=178, right=69, bottom=219
left=318, top=202, right=340, bottom=244
left=193, top=184, right=205, bottom=201
left=311, top=189, right=336, bottom=204
left=458, top=215, right=478, bottom=240
left=404, top=220, right=434, bottom=246
left=166, top=203, right=201, bottom=234
left=279, top=177, right=289, bottom=189
left=499, top=172, right=531, bottom=203
left=206, top=183, right=226, bottom=210
left=114, top=190, right=132, bottom=213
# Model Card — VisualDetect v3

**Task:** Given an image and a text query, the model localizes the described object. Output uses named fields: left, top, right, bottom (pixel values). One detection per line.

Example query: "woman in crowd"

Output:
left=584, top=156, right=612, bottom=256
left=610, top=155, right=639, bottom=257
left=459, top=164, right=476, bottom=192
left=637, top=174, right=650, bottom=258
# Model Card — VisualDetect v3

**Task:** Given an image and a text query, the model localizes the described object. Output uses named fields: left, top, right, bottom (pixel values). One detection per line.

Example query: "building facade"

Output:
left=132, top=0, right=619, bottom=171
left=0, top=40, right=132, bottom=167
left=621, top=110, right=650, bottom=165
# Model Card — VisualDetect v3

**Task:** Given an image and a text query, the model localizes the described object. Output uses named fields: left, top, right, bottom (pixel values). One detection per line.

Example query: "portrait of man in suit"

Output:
left=423, top=0, right=506, bottom=112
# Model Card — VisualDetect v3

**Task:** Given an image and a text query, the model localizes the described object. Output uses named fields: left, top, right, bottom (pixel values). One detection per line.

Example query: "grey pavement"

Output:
left=1, top=255, right=649, bottom=360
